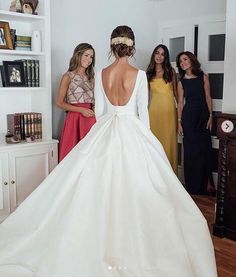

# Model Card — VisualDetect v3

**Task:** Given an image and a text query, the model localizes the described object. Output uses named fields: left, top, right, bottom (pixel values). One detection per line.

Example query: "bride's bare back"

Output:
left=101, top=63, right=139, bottom=106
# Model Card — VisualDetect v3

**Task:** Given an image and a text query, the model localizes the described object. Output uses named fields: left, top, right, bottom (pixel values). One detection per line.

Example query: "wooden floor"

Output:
left=193, top=195, right=236, bottom=277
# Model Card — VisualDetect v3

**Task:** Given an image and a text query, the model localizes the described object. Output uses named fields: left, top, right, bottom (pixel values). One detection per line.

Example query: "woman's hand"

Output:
left=178, top=121, right=184, bottom=136
left=79, top=107, right=95, bottom=117
left=206, top=116, right=212, bottom=131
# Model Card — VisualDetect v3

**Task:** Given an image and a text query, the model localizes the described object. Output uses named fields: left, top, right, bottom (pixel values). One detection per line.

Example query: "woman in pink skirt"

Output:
left=57, top=43, right=96, bottom=161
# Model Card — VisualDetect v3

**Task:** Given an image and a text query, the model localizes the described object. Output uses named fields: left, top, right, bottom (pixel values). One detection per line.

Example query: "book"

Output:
left=7, top=114, right=21, bottom=136
left=10, top=29, right=16, bottom=49
left=31, top=60, right=36, bottom=87
left=7, top=112, right=42, bottom=140
left=19, top=114, right=25, bottom=140
left=0, top=65, right=6, bottom=87
left=26, top=60, right=32, bottom=87
left=35, top=60, right=40, bottom=87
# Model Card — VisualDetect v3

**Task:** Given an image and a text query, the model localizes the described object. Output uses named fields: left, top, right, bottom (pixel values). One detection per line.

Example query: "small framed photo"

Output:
left=3, top=61, right=26, bottom=87
left=0, top=21, right=13, bottom=50
left=20, top=0, right=39, bottom=15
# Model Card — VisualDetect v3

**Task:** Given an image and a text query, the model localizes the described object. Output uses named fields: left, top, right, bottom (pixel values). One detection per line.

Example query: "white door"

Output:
left=9, top=145, right=52, bottom=211
left=0, top=152, right=10, bottom=221
left=198, top=20, right=226, bottom=112
left=198, top=20, right=225, bottom=186
left=162, top=25, right=195, bottom=69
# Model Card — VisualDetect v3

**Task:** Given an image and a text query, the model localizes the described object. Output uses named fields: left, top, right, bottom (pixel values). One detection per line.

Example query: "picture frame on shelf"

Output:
left=0, top=22, right=14, bottom=50
left=20, top=0, right=39, bottom=15
left=2, top=61, right=26, bottom=87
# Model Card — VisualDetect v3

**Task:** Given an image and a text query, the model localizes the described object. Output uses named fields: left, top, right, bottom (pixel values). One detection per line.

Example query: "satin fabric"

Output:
left=149, top=78, right=177, bottom=173
left=59, top=103, right=95, bottom=161
left=0, top=70, right=217, bottom=277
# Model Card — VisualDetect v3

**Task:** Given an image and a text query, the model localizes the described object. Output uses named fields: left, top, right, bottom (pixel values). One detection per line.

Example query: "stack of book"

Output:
left=15, top=35, right=31, bottom=51
left=7, top=112, right=42, bottom=140
left=20, top=59, right=40, bottom=87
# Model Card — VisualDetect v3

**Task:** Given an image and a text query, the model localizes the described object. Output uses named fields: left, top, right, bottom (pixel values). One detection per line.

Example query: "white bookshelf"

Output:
left=0, top=0, right=58, bottom=221
left=0, top=49, right=46, bottom=55
left=0, top=0, right=52, bottom=142
left=0, top=9, right=45, bottom=21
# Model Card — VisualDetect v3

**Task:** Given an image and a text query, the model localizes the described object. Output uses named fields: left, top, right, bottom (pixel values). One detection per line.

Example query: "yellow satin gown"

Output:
left=149, top=78, right=177, bottom=173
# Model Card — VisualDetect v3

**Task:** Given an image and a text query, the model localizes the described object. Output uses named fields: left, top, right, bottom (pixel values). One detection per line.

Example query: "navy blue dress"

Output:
left=181, top=72, right=213, bottom=194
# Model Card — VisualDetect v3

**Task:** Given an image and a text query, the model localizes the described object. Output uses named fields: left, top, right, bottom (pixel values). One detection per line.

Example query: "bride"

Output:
left=0, top=25, right=217, bottom=277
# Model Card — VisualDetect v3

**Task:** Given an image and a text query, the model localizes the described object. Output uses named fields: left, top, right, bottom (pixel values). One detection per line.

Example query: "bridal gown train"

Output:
left=0, top=70, right=217, bottom=277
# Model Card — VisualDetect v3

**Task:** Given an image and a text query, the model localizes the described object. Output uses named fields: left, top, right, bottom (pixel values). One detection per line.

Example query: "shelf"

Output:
left=0, top=49, right=45, bottom=56
left=0, top=87, right=45, bottom=92
left=0, top=139, right=58, bottom=151
left=0, top=10, right=45, bottom=22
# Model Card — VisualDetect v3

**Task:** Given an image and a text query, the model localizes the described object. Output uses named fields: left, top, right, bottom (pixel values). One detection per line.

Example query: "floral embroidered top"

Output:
left=65, top=71, right=94, bottom=104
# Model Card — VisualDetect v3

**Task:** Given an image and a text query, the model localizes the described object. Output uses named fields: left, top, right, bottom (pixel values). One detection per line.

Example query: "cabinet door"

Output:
left=0, top=153, right=10, bottom=220
left=224, top=140, right=236, bottom=232
left=9, top=144, right=53, bottom=211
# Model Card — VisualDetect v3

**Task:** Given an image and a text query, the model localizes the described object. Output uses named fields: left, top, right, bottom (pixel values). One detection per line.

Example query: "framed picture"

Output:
left=0, top=21, right=13, bottom=50
left=3, top=61, right=26, bottom=87
left=20, top=0, right=39, bottom=14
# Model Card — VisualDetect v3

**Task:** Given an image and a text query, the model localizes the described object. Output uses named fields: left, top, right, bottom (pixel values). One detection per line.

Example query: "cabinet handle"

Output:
left=4, top=182, right=8, bottom=185
left=11, top=180, right=15, bottom=184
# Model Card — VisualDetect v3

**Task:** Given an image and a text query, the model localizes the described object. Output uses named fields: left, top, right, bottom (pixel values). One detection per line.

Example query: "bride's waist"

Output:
left=106, top=107, right=137, bottom=116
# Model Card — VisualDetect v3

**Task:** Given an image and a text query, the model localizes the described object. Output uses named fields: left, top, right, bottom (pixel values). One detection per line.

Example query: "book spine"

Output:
left=21, top=60, right=28, bottom=87
left=35, top=60, right=40, bottom=87
left=0, top=65, right=6, bottom=87
left=7, top=114, right=15, bottom=134
left=31, top=60, right=36, bottom=87
left=26, top=60, right=32, bottom=87
left=30, top=113, right=35, bottom=136
left=38, top=113, right=42, bottom=139
left=24, top=113, right=29, bottom=137
left=27, top=113, right=32, bottom=136
left=19, top=113, right=25, bottom=140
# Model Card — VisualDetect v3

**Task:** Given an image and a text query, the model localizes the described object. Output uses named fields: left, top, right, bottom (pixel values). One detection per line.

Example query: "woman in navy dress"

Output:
left=176, top=51, right=215, bottom=195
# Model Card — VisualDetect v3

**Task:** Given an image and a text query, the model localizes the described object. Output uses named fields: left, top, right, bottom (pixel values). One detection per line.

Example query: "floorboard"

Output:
left=193, top=195, right=236, bottom=277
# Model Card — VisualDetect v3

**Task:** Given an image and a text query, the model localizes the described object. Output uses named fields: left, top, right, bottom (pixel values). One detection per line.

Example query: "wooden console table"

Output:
left=213, top=112, right=236, bottom=241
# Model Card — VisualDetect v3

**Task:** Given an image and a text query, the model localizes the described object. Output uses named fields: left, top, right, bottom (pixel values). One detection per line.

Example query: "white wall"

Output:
left=50, top=0, right=158, bottom=138
left=222, top=0, right=236, bottom=113
left=155, top=0, right=225, bottom=21
left=154, top=0, right=226, bottom=48
left=50, top=0, right=230, bottom=139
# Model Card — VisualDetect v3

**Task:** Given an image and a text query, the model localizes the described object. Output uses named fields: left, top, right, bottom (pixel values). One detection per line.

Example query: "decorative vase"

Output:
left=31, top=30, right=41, bottom=52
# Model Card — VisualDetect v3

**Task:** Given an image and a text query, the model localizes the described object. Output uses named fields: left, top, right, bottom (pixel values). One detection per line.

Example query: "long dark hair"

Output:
left=68, top=43, right=95, bottom=80
left=146, top=44, right=173, bottom=83
left=110, top=25, right=135, bottom=58
left=176, top=51, right=202, bottom=79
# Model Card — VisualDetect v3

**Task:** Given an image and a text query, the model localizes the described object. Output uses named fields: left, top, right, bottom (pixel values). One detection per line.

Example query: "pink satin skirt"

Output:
left=59, top=103, right=96, bottom=161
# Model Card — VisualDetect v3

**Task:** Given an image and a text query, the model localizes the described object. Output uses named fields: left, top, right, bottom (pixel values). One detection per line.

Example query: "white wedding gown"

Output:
left=0, top=70, right=217, bottom=277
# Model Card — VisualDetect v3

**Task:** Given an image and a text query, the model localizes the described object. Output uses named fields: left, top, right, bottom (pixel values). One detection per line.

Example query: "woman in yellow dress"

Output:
left=146, top=44, right=178, bottom=173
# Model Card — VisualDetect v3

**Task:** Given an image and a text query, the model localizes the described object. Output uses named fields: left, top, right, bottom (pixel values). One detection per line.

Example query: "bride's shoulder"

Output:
left=137, top=69, right=147, bottom=80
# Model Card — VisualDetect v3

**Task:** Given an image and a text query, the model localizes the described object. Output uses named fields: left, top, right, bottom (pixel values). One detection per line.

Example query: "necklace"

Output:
left=184, top=73, right=197, bottom=79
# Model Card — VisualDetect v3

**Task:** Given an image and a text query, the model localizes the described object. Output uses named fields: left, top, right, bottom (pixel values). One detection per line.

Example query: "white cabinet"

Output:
left=0, top=140, right=58, bottom=222
left=0, top=1, right=58, bottom=222
left=0, top=152, right=10, bottom=220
